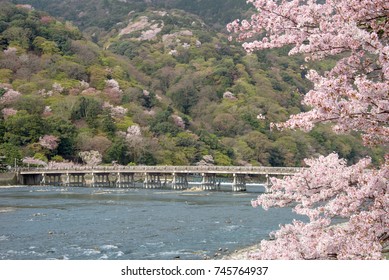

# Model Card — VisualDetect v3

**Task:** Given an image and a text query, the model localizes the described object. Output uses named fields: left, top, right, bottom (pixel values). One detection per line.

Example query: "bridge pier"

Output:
left=41, top=173, right=63, bottom=186
left=20, top=166, right=301, bottom=190
left=65, top=173, right=86, bottom=187
left=201, top=173, right=217, bottom=191
left=143, top=173, right=162, bottom=189
left=264, top=174, right=272, bottom=193
left=232, top=173, right=246, bottom=192
left=91, top=173, right=111, bottom=188
left=116, top=172, right=135, bottom=188
left=172, top=173, right=188, bottom=190
left=21, top=174, right=42, bottom=185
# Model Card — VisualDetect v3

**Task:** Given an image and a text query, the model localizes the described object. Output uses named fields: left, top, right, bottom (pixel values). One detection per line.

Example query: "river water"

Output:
left=0, top=184, right=303, bottom=260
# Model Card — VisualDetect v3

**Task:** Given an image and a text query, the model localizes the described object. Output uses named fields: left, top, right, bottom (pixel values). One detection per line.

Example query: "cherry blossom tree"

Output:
left=104, top=79, right=123, bottom=105
left=102, top=101, right=128, bottom=118
left=1, top=107, right=17, bottom=119
left=172, top=114, right=185, bottom=129
left=52, top=82, right=64, bottom=94
left=42, top=106, right=53, bottom=117
left=39, top=135, right=59, bottom=150
left=126, top=124, right=142, bottom=138
left=228, top=0, right=388, bottom=259
left=47, top=160, right=81, bottom=169
left=22, top=157, right=47, bottom=167
left=79, top=150, right=102, bottom=166
left=125, top=125, right=143, bottom=147
left=0, top=88, right=21, bottom=105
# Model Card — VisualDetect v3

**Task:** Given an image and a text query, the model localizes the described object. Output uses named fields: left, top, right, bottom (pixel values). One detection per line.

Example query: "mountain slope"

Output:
left=0, top=1, right=384, bottom=168
left=11, top=0, right=249, bottom=30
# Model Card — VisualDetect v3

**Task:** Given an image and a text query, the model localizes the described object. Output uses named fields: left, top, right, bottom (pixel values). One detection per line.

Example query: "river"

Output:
left=0, top=185, right=303, bottom=260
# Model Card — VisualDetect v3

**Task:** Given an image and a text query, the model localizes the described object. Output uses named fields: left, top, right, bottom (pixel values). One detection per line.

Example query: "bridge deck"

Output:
left=18, top=166, right=304, bottom=190
left=19, top=165, right=303, bottom=176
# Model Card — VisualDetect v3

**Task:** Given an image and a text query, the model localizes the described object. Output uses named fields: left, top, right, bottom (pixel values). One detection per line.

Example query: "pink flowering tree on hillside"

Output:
left=79, top=150, right=102, bottom=166
left=39, top=135, right=59, bottom=151
left=228, top=0, right=388, bottom=259
left=0, top=89, right=21, bottom=105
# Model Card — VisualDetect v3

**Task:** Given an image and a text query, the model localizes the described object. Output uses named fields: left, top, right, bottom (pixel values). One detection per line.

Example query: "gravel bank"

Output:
left=220, top=243, right=261, bottom=260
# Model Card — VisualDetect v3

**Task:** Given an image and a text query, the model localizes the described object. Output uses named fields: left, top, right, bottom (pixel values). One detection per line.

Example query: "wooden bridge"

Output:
left=18, top=165, right=303, bottom=192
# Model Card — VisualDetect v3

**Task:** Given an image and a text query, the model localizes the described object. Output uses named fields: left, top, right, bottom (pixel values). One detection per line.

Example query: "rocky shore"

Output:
left=219, top=243, right=261, bottom=260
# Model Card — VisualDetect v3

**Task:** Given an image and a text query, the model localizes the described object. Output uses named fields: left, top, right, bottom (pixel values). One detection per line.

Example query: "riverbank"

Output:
left=220, top=242, right=389, bottom=260
left=0, top=172, right=17, bottom=185
left=219, top=243, right=260, bottom=260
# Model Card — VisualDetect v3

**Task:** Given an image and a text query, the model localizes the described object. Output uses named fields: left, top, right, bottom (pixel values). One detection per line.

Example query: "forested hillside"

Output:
left=10, top=0, right=248, bottom=30
left=0, top=1, right=385, bottom=167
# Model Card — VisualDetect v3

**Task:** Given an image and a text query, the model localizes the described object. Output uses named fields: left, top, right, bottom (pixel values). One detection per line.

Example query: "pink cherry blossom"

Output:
left=172, top=114, right=185, bottom=129
left=1, top=107, right=17, bottom=119
left=79, top=150, right=102, bottom=166
left=104, top=79, right=123, bottom=104
left=39, top=135, right=59, bottom=150
left=102, top=102, right=128, bottom=118
left=47, top=161, right=81, bottom=169
left=229, top=0, right=389, bottom=259
left=3, top=47, right=17, bottom=56
left=22, top=157, right=47, bottom=167
left=52, top=82, right=64, bottom=93
left=125, top=125, right=143, bottom=145
left=250, top=154, right=388, bottom=260
left=42, top=106, right=53, bottom=117
left=0, top=89, right=21, bottom=105
left=126, top=125, right=142, bottom=137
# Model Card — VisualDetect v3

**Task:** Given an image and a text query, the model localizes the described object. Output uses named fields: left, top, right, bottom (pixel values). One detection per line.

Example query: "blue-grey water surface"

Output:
left=0, top=185, right=302, bottom=260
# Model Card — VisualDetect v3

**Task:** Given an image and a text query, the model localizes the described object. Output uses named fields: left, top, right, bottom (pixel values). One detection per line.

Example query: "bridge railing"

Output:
left=19, top=165, right=305, bottom=175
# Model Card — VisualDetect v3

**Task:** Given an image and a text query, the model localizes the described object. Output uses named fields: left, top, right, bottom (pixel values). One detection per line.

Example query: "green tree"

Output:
left=242, top=131, right=272, bottom=165
left=15, top=95, right=45, bottom=115
left=0, top=69, right=13, bottom=83
left=33, top=36, right=60, bottom=54
left=101, top=112, right=116, bottom=138
left=71, top=96, right=102, bottom=128
left=149, top=107, right=181, bottom=136
left=3, top=110, right=44, bottom=146
left=104, top=138, right=130, bottom=165
left=2, top=26, right=31, bottom=49
left=45, top=116, right=77, bottom=159
left=168, top=79, right=199, bottom=115
left=88, top=65, right=107, bottom=90
left=269, top=136, right=299, bottom=167
left=0, top=143, right=22, bottom=166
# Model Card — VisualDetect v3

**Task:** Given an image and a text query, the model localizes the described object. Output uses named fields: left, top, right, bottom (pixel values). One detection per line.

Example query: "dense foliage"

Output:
left=0, top=1, right=385, bottom=168
left=11, top=0, right=248, bottom=30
